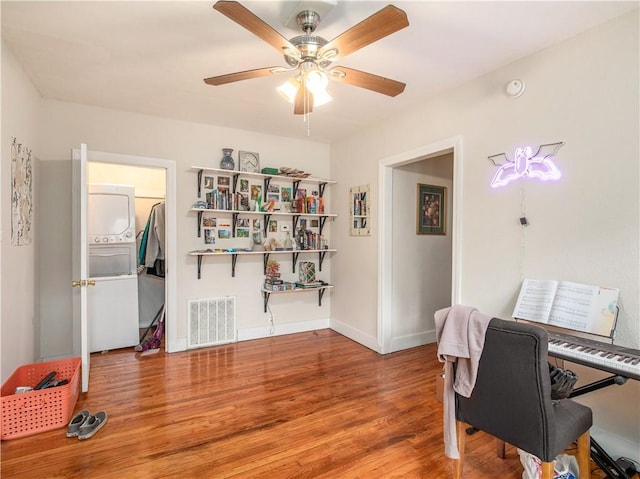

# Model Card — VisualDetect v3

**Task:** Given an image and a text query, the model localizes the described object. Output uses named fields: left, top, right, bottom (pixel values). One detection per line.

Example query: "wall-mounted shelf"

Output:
left=261, top=285, right=333, bottom=312
left=192, top=166, right=336, bottom=199
left=191, top=208, right=337, bottom=238
left=190, top=165, right=336, bottom=312
left=188, top=248, right=337, bottom=279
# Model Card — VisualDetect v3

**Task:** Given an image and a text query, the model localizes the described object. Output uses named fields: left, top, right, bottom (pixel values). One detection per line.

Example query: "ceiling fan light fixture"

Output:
left=311, top=86, right=332, bottom=106
left=305, top=69, right=328, bottom=93
left=305, top=69, right=331, bottom=105
left=277, top=77, right=301, bottom=104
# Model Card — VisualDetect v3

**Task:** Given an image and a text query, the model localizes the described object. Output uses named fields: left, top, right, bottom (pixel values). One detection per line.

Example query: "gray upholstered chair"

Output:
left=454, top=318, right=592, bottom=479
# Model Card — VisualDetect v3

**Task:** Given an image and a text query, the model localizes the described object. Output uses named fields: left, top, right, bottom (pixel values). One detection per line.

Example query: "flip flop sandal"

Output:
left=77, top=411, right=108, bottom=440
left=66, top=410, right=90, bottom=438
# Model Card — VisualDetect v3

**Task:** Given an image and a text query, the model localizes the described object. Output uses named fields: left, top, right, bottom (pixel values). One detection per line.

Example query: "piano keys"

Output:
left=547, top=330, right=640, bottom=381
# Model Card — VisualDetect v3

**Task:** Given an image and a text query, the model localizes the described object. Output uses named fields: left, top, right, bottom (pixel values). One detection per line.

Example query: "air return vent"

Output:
left=187, top=297, right=236, bottom=349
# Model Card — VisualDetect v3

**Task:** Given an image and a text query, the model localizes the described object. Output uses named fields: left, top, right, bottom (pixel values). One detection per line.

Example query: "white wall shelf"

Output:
left=261, top=285, right=333, bottom=313
left=190, top=166, right=336, bottom=311
left=188, top=248, right=337, bottom=278
left=191, top=208, right=337, bottom=238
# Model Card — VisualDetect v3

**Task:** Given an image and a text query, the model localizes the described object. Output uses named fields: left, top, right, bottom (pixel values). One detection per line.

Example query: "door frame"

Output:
left=377, top=136, right=463, bottom=353
left=84, top=149, right=177, bottom=353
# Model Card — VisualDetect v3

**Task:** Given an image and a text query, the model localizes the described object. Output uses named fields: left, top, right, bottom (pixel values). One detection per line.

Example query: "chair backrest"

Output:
left=456, top=318, right=556, bottom=460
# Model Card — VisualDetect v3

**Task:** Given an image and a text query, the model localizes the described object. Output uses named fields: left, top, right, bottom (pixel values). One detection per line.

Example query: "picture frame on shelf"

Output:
left=417, top=183, right=446, bottom=235
left=239, top=151, right=260, bottom=173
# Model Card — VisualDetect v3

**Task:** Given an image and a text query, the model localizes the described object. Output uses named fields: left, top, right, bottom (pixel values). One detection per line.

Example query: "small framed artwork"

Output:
left=417, top=183, right=446, bottom=235
left=218, top=176, right=230, bottom=192
left=204, top=229, right=216, bottom=244
left=204, top=176, right=215, bottom=189
left=280, top=187, right=292, bottom=202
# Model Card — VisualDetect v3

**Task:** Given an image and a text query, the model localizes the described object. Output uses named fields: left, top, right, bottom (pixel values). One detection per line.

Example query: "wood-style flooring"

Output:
left=1, top=329, right=612, bottom=478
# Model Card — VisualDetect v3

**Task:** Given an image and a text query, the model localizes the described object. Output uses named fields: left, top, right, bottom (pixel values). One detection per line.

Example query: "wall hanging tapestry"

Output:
left=11, top=137, right=33, bottom=246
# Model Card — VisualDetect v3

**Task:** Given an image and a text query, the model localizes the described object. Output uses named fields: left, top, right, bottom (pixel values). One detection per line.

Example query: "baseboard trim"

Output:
left=330, top=319, right=382, bottom=353
left=238, top=318, right=330, bottom=341
left=389, top=330, right=437, bottom=353
left=590, top=425, right=640, bottom=466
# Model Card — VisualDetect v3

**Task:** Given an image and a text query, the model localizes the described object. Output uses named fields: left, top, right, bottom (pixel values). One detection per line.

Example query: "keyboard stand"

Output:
left=569, top=374, right=633, bottom=479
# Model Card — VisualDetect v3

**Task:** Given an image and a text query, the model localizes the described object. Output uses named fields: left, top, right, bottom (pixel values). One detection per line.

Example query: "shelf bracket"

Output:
left=232, top=173, right=240, bottom=194
left=292, top=180, right=301, bottom=199
left=263, top=176, right=272, bottom=202
left=292, top=252, right=300, bottom=273
left=197, top=210, right=203, bottom=237
left=263, top=290, right=271, bottom=313
left=263, top=214, right=272, bottom=236
left=231, top=253, right=238, bottom=277
left=318, top=288, right=326, bottom=307
left=263, top=253, right=271, bottom=275
left=232, top=212, right=239, bottom=238
left=292, top=215, right=300, bottom=232
left=318, top=182, right=327, bottom=198
left=318, top=250, right=327, bottom=271
left=196, top=255, right=203, bottom=280
left=197, top=169, right=203, bottom=198
left=319, top=216, right=328, bottom=235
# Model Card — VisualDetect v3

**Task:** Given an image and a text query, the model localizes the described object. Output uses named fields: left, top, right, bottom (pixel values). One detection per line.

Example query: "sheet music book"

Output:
left=512, top=279, right=619, bottom=336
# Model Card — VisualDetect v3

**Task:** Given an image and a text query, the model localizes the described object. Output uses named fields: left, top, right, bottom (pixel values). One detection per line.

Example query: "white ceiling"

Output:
left=2, top=1, right=637, bottom=143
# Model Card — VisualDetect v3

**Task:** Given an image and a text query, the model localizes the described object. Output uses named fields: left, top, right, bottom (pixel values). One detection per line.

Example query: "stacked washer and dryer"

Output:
left=87, top=184, right=140, bottom=352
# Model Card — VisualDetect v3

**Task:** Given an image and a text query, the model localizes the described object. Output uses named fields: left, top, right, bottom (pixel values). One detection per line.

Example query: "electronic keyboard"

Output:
left=547, top=330, right=640, bottom=381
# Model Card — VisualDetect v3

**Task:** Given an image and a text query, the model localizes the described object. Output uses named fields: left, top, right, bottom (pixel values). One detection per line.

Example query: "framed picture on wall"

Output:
left=417, top=183, right=446, bottom=235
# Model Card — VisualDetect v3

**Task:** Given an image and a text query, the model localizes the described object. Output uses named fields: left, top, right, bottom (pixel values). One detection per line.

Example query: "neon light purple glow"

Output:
left=490, top=145, right=562, bottom=188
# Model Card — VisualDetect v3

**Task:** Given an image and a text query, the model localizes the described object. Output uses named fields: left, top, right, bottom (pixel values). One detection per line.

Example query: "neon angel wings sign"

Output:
left=488, top=142, right=564, bottom=188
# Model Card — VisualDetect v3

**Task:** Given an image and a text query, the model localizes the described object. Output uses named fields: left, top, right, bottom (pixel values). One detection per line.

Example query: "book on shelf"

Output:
left=512, top=278, right=619, bottom=336
left=298, top=262, right=316, bottom=283
left=295, top=281, right=324, bottom=289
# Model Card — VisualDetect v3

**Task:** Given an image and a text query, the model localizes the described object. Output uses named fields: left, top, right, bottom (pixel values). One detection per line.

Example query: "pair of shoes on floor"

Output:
left=66, top=410, right=108, bottom=440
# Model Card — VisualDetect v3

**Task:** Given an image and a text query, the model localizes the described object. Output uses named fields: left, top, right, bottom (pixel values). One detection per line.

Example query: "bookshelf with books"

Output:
left=188, top=162, right=337, bottom=322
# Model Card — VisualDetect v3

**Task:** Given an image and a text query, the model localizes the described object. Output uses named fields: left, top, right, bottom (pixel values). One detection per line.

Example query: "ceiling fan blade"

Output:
left=294, top=83, right=314, bottom=115
left=328, top=67, right=406, bottom=97
left=204, top=67, right=282, bottom=86
left=214, top=1, right=298, bottom=56
left=318, top=5, right=408, bottom=61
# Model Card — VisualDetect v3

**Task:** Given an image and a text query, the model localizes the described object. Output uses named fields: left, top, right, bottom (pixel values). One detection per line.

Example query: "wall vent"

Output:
left=187, top=297, right=236, bottom=349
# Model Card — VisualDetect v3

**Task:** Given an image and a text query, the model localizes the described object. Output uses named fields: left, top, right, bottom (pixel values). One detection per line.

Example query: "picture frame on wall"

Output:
left=417, top=183, right=446, bottom=235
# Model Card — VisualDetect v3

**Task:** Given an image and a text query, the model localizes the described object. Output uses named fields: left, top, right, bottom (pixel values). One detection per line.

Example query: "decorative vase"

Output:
left=220, top=148, right=235, bottom=170
left=283, top=231, right=293, bottom=250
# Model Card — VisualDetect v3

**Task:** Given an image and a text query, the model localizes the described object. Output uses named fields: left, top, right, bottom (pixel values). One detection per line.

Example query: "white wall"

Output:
left=1, top=41, right=41, bottom=381
left=331, top=11, right=639, bottom=459
left=36, top=99, right=331, bottom=356
left=391, top=154, right=453, bottom=349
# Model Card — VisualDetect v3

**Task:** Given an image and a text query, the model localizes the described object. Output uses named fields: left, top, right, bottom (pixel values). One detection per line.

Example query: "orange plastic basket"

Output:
left=1, top=357, right=81, bottom=440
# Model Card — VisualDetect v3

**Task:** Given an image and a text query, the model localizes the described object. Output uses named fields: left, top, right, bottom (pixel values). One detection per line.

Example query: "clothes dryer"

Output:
left=87, top=184, right=139, bottom=352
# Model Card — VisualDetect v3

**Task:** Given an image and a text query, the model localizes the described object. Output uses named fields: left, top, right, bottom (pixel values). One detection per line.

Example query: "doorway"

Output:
left=87, top=162, right=166, bottom=351
left=377, top=137, right=463, bottom=353
left=84, top=150, right=177, bottom=353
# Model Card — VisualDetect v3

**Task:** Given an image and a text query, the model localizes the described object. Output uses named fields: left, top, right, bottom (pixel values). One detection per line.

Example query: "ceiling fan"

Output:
left=203, top=1, right=409, bottom=115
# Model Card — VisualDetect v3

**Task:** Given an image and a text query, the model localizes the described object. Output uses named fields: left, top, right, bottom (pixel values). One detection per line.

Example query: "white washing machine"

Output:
left=88, top=184, right=139, bottom=352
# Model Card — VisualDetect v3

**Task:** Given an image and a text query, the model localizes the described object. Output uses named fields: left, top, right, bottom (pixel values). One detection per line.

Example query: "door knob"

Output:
left=72, top=280, right=82, bottom=287
left=87, top=280, right=96, bottom=286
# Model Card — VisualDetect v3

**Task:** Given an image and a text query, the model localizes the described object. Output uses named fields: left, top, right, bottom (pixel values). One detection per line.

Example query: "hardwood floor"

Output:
left=1, top=330, right=610, bottom=478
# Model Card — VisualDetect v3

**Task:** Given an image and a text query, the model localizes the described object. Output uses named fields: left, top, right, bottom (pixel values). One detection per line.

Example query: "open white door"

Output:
left=71, top=144, right=91, bottom=392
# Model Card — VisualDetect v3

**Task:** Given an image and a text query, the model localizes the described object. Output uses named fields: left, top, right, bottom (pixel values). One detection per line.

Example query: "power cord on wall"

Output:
left=519, top=180, right=528, bottom=282
left=267, top=304, right=275, bottom=336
